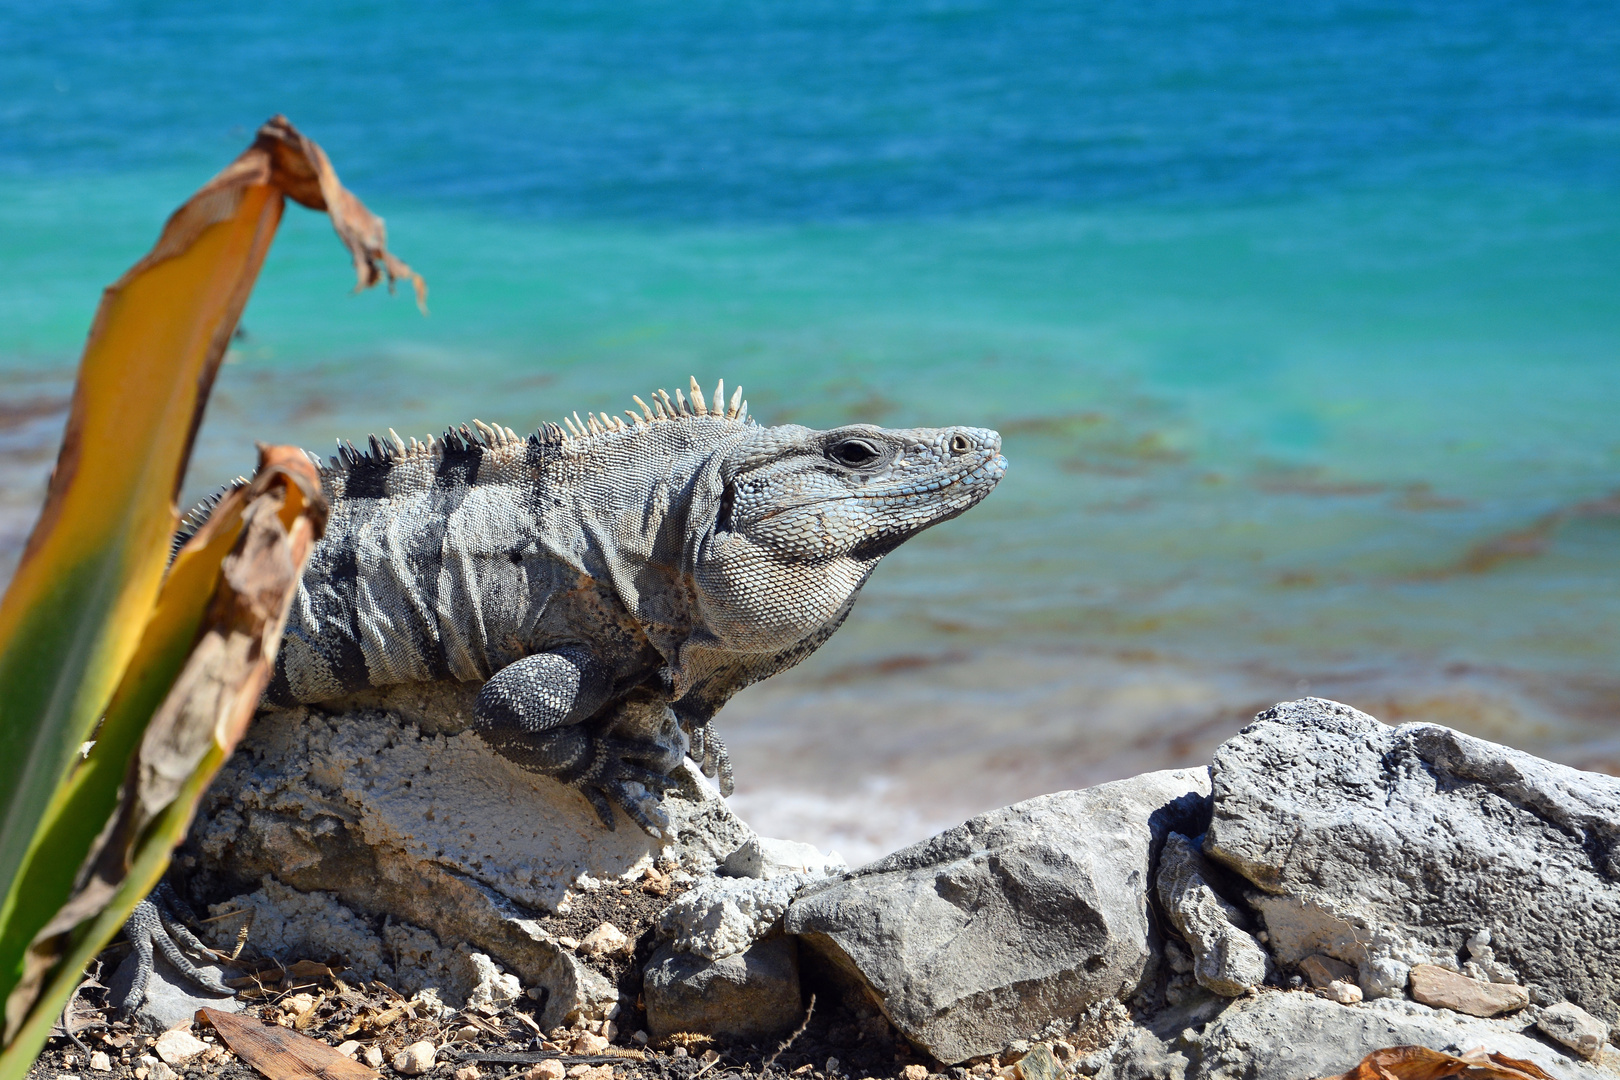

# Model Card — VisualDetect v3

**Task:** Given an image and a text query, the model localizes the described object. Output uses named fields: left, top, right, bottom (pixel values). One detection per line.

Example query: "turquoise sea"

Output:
left=4, top=1, right=1618, bottom=854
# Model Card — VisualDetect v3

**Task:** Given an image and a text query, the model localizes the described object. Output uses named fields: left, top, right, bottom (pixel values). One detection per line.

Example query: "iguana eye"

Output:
left=950, top=433, right=972, bottom=454
left=828, top=438, right=882, bottom=468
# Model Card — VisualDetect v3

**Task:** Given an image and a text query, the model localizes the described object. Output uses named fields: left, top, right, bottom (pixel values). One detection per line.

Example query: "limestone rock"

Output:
left=202, top=877, right=609, bottom=1030
left=392, top=1041, right=437, bottom=1075
left=1409, top=964, right=1528, bottom=1017
left=1536, top=1001, right=1609, bottom=1061
left=570, top=1033, right=609, bottom=1054
left=658, top=872, right=821, bottom=961
left=1298, top=954, right=1354, bottom=989
left=1204, top=698, right=1620, bottom=1021
left=188, top=706, right=746, bottom=1026
left=1092, top=991, right=1603, bottom=1080
left=642, top=934, right=802, bottom=1043
left=578, top=922, right=631, bottom=958
left=786, top=769, right=1212, bottom=1064
left=1155, top=832, right=1267, bottom=997
left=723, top=836, right=847, bottom=880
left=1016, top=1046, right=1061, bottom=1080
left=152, top=1030, right=208, bottom=1066
left=106, top=952, right=240, bottom=1032
left=1322, top=980, right=1362, bottom=1005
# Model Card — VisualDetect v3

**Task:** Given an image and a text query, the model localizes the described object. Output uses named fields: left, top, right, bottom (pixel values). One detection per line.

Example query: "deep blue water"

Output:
left=6, top=0, right=1618, bottom=218
left=2, top=0, right=1618, bottom=697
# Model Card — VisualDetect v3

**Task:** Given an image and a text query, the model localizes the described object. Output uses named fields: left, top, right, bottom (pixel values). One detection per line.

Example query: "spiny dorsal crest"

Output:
left=318, top=376, right=749, bottom=473
left=561, top=376, right=748, bottom=439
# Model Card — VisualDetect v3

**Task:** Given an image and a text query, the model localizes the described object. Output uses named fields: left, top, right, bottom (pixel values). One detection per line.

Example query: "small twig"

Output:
left=194, top=907, right=253, bottom=925
left=53, top=979, right=91, bottom=1054
left=761, top=995, right=815, bottom=1075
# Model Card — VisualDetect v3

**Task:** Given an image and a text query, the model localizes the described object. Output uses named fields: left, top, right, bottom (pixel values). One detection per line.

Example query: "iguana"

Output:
left=119, top=376, right=1005, bottom=1011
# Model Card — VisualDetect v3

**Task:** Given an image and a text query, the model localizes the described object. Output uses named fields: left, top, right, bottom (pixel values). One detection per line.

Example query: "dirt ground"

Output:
left=24, top=868, right=1052, bottom=1080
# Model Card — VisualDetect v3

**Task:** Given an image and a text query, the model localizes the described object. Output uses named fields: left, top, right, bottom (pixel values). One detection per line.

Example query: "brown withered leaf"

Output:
left=1321, top=1045, right=1557, bottom=1080
left=15, top=448, right=327, bottom=1029
left=198, top=1008, right=378, bottom=1080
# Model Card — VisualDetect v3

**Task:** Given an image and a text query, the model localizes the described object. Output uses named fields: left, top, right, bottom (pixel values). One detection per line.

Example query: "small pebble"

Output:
left=454, top=1026, right=482, bottom=1043
left=454, top=1066, right=482, bottom=1080
left=672, top=1047, right=688, bottom=1059
left=1323, top=980, right=1363, bottom=1004
left=154, top=1030, right=209, bottom=1067
left=363, top=1046, right=385, bottom=1069
left=524, top=1061, right=566, bottom=1080
left=566, top=1067, right=590, bottom=1079
left=89, top=1053, right=112, bottom=1073
left=392, top=1040, right=437, bottom=1076
left=571, top=1032, right=608, bottom=1055
left=902, top=1066, right=929, bottom=1080
left=578, top=923, right=631, bottom=958
left=335, top=1041, right=362, bottom=1060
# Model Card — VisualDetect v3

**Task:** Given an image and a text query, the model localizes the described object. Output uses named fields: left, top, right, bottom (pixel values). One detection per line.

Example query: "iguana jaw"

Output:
left=688, top=422, right=1005, bottom=655
left=721, top=423, right=1006, bottom=561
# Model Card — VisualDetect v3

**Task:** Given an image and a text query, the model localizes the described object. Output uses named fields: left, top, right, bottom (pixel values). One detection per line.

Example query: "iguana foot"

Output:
left=119, top=882, right=233, bottom=1015
left=574, top=735, right=685, bottom=836
left=686, top=719, right=735, bottom=797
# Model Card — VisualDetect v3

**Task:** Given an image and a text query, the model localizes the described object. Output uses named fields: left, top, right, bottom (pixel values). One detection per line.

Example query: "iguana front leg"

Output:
left=473, top=648, right=683, bottom=836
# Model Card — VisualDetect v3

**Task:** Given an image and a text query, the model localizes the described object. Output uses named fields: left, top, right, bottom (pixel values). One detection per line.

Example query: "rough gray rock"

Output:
left=106, top=952, right=240, bottom=1032
left=658, top=872, right=824, bottom=961
left=1155, top=833, right=1267, bottom=997
left=1204, top=698, right=1620, bottom=1022
left=185, top=705, right=748, bottom=1027
left=723, top=836, right=847, bottom=881
left=786, top=769, right=1211, bottom=1064
left=1090, top=991, right=1606, bottom=1080
left=642, top=935, right=803, bottom=1043
left=1536, top=1001, right=1609, bottom=1061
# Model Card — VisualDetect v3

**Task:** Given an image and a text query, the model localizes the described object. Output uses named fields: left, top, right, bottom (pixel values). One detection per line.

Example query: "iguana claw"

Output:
left=687, top=719, right=734, bottom=796
left=119, top=882, right=234, bottom=1016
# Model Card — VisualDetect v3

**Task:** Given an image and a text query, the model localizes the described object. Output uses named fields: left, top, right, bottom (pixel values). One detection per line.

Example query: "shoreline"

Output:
left=722, top=645, right=1620, bottom=863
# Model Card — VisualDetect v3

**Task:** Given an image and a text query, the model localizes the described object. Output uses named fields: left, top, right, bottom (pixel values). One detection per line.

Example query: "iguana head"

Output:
left=545, top=377, right=1005, bottom=692
left=694, top=416, right=1006, bottom=652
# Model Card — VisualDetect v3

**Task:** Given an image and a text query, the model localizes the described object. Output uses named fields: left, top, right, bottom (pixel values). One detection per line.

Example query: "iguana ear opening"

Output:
left=715, top=481, right=737, bottom=534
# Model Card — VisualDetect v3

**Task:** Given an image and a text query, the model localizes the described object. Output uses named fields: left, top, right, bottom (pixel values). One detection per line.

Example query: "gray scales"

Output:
left=120, top=375, right=1006, bottom=1013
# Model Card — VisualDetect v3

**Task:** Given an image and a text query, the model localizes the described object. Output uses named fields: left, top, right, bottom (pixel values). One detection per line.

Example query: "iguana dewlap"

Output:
left=198, top=377, right=1005, bottom=836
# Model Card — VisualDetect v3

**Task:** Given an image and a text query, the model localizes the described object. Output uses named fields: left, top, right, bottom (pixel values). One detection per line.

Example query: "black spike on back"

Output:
left=368, top=434, right=387, bottom=462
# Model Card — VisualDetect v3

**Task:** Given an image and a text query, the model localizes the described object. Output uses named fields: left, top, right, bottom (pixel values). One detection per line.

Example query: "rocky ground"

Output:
left=28, top=696, right=1620, bottom=1080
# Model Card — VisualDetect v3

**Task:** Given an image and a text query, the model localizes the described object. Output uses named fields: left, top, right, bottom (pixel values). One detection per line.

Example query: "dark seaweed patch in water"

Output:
left=1417, top=487, right=1620, bottom=579
left=813, top=650, right=971, bottom=686
left=1250, top=464, right=1384, bottom=496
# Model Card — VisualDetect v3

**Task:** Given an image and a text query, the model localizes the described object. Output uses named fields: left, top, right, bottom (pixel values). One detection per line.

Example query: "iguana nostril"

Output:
left=950, top=433, right=972, bottom=454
